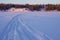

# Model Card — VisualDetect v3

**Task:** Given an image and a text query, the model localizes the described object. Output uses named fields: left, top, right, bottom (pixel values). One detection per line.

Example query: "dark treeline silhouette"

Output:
left=0, top=4, right=13, bottom=11
left=0, top=4, right=60, bottom=11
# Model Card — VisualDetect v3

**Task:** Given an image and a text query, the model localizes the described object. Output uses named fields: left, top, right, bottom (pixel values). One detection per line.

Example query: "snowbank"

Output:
left=7, top=8, right=29, bottom=12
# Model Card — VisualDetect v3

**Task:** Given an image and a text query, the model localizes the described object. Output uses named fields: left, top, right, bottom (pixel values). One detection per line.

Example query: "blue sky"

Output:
left=0, top=0, right=60, bottom=4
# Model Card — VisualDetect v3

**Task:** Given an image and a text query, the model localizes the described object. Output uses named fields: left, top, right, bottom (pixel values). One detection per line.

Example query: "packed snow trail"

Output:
left=0, top=14, right=53, bottom=40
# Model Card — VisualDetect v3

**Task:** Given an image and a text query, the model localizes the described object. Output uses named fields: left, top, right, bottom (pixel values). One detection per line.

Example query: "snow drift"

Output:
left=7, top=8, right=29, bottom=12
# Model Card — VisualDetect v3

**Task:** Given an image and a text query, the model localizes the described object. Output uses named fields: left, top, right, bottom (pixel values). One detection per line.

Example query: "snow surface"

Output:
left=7, top=8, right=29, bottom=12
left=0, top=11, right=60, bottom=40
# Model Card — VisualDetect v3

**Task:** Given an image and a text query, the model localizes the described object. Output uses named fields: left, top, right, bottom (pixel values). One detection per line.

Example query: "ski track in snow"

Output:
left=0, top=11, right=60, bottom=40
left=0, top=15, right=53, bottom=40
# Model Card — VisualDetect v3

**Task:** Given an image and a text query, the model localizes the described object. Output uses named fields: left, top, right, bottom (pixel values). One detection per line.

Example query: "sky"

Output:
left=0, top=0, right=60, bottom=4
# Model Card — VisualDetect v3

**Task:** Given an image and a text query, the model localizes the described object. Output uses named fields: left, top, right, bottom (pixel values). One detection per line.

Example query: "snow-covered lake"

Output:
left=0, top=11, right=60, bottom=40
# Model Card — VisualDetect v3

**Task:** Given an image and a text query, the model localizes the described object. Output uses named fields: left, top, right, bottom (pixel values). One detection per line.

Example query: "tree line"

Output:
left=0, top=4, right=60, bottom=11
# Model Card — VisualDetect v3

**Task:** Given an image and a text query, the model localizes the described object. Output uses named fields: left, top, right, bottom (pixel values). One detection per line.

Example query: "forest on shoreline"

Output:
left=0, top=4, right=60, bottom=11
